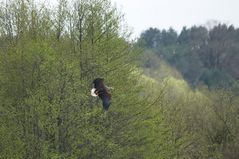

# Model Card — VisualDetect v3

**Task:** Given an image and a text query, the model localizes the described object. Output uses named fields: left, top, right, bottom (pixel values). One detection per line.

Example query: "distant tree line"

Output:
left=137, top=24, right=239, bottom=89
left=136, top=24, right=239, bottom=159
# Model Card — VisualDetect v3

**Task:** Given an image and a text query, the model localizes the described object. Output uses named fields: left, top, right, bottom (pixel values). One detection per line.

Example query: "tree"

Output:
left=0, top=0, right=158, bottom=158
left=139, top=27, right=161, bottom=48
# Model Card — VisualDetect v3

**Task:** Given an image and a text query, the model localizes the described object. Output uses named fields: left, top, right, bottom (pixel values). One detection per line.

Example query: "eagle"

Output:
left=91, top=78, right=112, bottom=111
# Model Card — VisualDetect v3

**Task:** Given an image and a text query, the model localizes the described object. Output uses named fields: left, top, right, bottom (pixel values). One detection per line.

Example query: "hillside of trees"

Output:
left=0, top=0, right=239, bottom=159
left=137, top=25, right=239, bottom=91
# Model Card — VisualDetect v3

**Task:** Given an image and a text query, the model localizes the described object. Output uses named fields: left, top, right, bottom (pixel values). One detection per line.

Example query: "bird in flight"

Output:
left=91, top=78, right=112, bottom=111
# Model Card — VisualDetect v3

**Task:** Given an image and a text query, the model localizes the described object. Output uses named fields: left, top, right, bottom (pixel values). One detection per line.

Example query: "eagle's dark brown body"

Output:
left=92, top=78, right=111, bottom=111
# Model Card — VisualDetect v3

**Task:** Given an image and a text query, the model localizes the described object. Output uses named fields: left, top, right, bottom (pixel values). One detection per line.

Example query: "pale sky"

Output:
left=111, top=0, right=239, bottom=38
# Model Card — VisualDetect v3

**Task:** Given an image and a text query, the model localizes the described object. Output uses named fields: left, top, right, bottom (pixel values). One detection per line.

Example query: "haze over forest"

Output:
left=0, top=0, right=239, bottom=159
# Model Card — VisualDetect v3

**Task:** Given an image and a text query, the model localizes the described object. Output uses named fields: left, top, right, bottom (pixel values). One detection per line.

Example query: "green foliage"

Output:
left=137, top=23, right=239, bottom=158
left=0, top=0, right=144, bottom=158
left=1, top=1, right=239, bottom=159
left=200, top=69, right=235, bottom=88
left=138, top=24, right=239, bottom=89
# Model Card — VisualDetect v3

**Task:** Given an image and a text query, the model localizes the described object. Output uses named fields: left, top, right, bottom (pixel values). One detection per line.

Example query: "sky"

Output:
left=111, top=0, right=239, bottom=38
